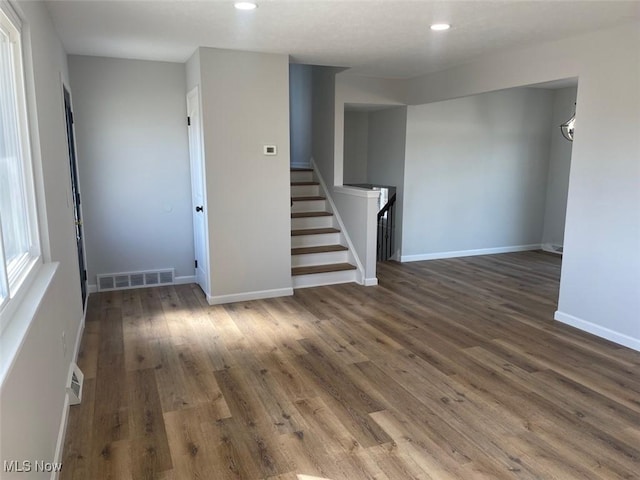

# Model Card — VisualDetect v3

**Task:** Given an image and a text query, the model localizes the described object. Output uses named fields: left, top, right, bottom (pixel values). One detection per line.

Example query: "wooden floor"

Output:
left=60, top=251, right=640, bottom=480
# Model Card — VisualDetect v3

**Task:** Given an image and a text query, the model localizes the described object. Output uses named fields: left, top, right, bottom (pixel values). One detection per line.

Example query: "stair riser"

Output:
left=292, top=269, right=358, bottom=289
left=291, top=232, right=341, bottom=248
left=291, top=216, right=334, bottom=230
left=291, top=200, right=327, bottom=213
left=291, top=185, right=320, bottom=197
left=291, top=250, right=350, bottom=267
left=290, top=171, right=314, bottom=183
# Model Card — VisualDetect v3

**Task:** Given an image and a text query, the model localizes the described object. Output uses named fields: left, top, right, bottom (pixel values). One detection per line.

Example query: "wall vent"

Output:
left=96, top=268, right=175, bottom=292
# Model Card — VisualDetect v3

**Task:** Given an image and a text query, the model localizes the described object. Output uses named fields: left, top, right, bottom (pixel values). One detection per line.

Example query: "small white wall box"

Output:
left=263, top=145, right=277, bottom=155
left=66, top=363, right=84, bottom=406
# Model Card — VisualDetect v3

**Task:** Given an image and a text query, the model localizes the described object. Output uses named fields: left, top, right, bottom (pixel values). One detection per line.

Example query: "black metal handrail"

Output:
left=377, top=193, right=396, bottom=261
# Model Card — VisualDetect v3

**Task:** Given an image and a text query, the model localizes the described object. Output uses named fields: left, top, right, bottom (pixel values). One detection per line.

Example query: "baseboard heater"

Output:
left=96, top=268, right=175, bottom=292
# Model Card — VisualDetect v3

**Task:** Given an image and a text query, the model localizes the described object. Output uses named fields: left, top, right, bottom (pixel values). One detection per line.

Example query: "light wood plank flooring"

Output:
left=61, top=251, right=640, bottom=479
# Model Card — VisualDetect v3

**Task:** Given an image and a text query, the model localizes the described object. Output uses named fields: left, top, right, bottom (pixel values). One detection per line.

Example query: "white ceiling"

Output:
left=44, top=0, right=640, bottom=79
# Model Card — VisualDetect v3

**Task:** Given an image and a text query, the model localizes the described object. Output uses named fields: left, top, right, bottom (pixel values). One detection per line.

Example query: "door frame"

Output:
left=186, top=86, right=211, bottom=297
left=62, top=82, right=88, bottom=307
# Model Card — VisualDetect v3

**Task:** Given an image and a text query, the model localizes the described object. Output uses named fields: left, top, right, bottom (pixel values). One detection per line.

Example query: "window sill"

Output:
left=0, top=262, right=59, bottom=385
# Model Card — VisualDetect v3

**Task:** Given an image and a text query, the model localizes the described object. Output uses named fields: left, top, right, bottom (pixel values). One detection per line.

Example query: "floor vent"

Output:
left=97, top=268, right=175, bottom=291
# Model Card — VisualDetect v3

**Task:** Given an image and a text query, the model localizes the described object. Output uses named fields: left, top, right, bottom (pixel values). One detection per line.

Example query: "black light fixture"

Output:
left=560, top=103, right=576, bottom=142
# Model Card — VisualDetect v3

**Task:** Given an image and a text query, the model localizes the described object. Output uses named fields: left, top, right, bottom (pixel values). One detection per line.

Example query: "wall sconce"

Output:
left=560, top=104, right=576, bottom=142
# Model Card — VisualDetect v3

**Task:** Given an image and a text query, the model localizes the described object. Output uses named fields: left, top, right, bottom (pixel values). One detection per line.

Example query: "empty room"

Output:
left=0, top=1, right=638, bottom=479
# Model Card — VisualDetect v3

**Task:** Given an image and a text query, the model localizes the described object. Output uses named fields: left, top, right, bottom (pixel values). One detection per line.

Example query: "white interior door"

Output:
left=187, top=86, right=209, bottom=295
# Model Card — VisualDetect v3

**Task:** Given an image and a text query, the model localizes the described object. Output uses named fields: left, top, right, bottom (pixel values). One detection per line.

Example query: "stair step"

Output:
left=291, top=227, right=340, bottom=236
left=291, top=168, right=313, bottom=172
left=291, top=245, right=348, bottom=255
left=291, top=211, right=333, bottom=218
left=292, top=263, right=357, bottom=276
left=291, top=196, right=326, bottom=202
left=291, top=181, right=319, bottom=186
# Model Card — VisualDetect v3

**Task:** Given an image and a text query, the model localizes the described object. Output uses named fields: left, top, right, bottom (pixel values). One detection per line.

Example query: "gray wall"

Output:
left=343, top=111, right=368, bottom=184
left=367, top=106, right=407, bottom=257
left=1, top=1, right=84, bottom=475
left=68, top=56, right=194, bottom=285
left=290, top=64, right=313, bottom=167
left=190, top=47, right=292, bottom=302
left=312, top=66, right=342, bottom=186
left=405, top=23, right=640, bottom=349
left=542, top=86, right=576, bottom=249
left=403, top=88, right=554, bottom=259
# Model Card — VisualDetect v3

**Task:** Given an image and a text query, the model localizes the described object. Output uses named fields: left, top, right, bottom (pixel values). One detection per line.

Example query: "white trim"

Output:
left=311, top=158, right=367, bottom=280
left=51, top=395, right=70, bottom=480
left=175, top=275, right=196, bottom=285
left=401, top=244, right=541, bottom=262
left=207, top=287, right=293, bottom=305
left=554, top=311, right=640, bottom=352
left=363, top=277, right=378, bottom=286
left=541, top=243, right=563, bottom=255
left=87, top=283, right=97, bottom=294
left=333, top=185, right=380, bottom=198
left=52, top=298, right=86, bottom=480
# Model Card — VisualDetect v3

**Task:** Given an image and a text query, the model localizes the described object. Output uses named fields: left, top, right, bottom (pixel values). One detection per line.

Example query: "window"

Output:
left=0, top=3, right=41, bottom=326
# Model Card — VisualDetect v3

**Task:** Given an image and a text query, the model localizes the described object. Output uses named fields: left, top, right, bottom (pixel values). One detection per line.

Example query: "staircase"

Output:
left=290, top=168, right=357, bottom=288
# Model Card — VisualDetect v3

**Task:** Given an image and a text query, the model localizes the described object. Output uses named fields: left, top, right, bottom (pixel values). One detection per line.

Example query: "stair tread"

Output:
left=291, top=245, right=348, bottom=255
left=291, top=168, right=313, bottom=172
left=291, top=196, right=326, bottom=201
left=292, top=263, right=357, bottom=276
left=291, top=181, right=319, bottom=186
left=291, top=227, right=340, bottom=236
left=291, top=211, right=333, bottom=218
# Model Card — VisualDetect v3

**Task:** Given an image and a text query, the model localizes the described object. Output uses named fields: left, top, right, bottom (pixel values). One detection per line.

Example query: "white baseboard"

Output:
left=51, top=394, right=70, bottom=480
left=87, top=283, right=97, bottom=294
left=207, top=287, right=293, bottom=305
left=52, top=301, right=86, bottom=480
left=363, top=277, right=379, bottom=286
left=175, top=275, right=196, bottom=285
left=541, top=243, right=563, bottom=255
left=401, top=244, right=541, bottom=263
left=311, top=158, right=367, bottom=280
left=554, top=311, right=640, bottom=352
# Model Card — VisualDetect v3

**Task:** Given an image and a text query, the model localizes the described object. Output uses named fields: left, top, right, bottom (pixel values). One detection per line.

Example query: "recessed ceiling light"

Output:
left=430, top=23, right=451, bottom=31
left=234, top=2, right=257, bottom=10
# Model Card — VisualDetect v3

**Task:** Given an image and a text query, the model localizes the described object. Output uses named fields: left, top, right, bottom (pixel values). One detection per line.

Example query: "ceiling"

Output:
left=44, top=0, right=640, bottom=79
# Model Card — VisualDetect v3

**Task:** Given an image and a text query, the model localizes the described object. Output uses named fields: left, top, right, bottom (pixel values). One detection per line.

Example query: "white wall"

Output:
left=290, top=63, right=313, bottom=168
left=68, top=56, right=194, bottom=286
left=405, top=23, right=640, bottom=350
left=189, top=47, right=292, bottom=303
left=402, top=88, right=554, bottom=259
left=367, top=106, right=407, bottom=256
left=343, top=111, right=368, bottom=184
left=542, top=86, right=577, bottom=249
left=1, top=1, right=84, bottom=477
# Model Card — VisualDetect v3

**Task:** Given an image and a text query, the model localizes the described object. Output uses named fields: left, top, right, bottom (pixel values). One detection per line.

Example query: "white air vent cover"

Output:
left=67, top=363, right=84, bottom=406
left=96, top=268, right=175, bottom=291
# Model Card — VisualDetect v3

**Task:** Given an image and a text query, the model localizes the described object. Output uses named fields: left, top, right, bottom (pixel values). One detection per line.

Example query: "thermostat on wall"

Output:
left=263, top=145, right=277, bottom=155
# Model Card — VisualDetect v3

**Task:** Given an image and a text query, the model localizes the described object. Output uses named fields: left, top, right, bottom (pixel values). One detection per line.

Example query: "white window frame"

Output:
left=0, top=1, right=42, bottom=333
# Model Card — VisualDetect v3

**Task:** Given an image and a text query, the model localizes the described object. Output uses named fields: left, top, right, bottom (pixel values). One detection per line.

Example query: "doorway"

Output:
left=63, top=86, right=87, bottom=307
